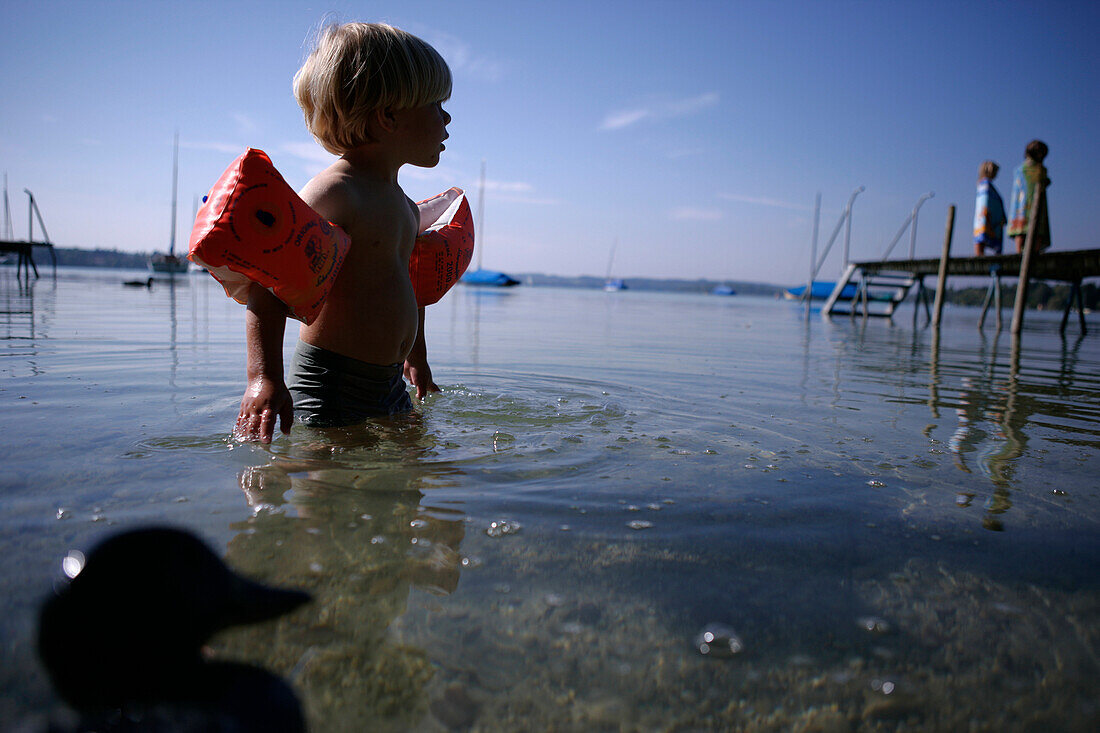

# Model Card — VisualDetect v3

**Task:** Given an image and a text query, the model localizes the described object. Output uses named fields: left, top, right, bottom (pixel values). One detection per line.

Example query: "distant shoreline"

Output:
left=4, top=245, right=789, bottom=296
left=3, top=245, right=1093, bottom=310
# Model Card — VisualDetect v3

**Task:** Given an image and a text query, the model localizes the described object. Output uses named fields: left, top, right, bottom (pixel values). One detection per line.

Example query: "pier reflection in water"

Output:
left=929, top=328, right=1094, bottom=531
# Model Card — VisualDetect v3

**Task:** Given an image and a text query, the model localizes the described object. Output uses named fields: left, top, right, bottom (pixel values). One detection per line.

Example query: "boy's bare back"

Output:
left=298, top=160, right=421, bottom=366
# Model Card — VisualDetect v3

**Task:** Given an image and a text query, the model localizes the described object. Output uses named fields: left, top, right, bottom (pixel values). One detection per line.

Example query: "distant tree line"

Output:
left=12, top=247, right=1093, bottom=309
left=946, top=281, right=1098, bottom=311
left=52, top=247, right=150, bottom=269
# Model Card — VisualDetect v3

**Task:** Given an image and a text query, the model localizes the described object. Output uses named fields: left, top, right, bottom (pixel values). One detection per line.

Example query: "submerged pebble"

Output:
left=431, top=683, right=479, bottom=730
left=486, top=520, right=522, bottom=538
left=491, top=431, right=515, bottom=451
left=858, top=616, right=891, bottom=634
left=694, top=623, right=744, bottom=658
left=870, top=678, right=896, bottom=695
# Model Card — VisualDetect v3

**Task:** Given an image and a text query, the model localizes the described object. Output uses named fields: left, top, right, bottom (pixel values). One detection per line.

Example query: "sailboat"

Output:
left=603, top=239, right=626, bottom=291
left=460, top=161, right=518, bottom=288
left=150, top=131, right=189, bottom=274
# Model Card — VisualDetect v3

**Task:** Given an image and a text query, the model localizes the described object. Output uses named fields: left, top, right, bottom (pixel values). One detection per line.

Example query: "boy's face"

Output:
left=394, top=101, right=451, bottom=168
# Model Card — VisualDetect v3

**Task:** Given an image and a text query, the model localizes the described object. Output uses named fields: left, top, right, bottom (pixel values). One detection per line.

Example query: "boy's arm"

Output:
left=403, top=306, right=440, bottom=399
left=235, top=283, right=294, bottom=443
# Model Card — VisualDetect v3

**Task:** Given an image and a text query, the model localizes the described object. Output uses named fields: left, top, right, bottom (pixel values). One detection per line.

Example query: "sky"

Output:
left=2, top=0, right=1098, bottom=286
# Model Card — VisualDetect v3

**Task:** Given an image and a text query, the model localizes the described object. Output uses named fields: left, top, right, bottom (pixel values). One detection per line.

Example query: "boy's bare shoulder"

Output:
left=299, top=162, right=409, bottom=241
left=298, top=164, right=364, bottom=233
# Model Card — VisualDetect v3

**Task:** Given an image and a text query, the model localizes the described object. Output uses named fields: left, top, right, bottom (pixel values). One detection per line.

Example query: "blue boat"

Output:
left=711, top=284, right=736, bottom=296
left=461, top=269, right=520, bottom=287
left=460, top=162, right=519, bottom=289
left=785, top=281, right=856, bottom=301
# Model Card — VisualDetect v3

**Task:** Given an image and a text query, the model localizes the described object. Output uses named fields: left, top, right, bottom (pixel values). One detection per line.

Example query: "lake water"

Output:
left=2, top=267, right=1098, bottom=731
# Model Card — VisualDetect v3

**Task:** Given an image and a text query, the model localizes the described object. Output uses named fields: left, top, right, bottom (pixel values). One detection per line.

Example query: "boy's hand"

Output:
left=235, top=376, right=294, bottom=443
left=403, top=356, right=440, bottom=400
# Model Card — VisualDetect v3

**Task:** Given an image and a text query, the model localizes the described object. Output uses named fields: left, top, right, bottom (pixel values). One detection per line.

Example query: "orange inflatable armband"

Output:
left=188, top=149, right=350, bottom=325
left=410, top=188, right=475, bottom=306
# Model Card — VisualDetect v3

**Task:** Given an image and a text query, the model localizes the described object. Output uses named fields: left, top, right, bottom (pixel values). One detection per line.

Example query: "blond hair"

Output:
left=978, top=160, right=999, bottom=180
left=293, top=22, right=452, bottom=155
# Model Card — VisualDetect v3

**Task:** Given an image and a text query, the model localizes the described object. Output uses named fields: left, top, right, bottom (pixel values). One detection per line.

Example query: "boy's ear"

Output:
left=375, top=107, right=398, bottom=133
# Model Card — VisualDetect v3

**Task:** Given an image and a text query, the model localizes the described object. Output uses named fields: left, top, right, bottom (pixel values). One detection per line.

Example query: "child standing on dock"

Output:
left=1006, top=140, right=1051, bottom=254
left=235, top=22, right=451, bottom=443
left=973, top=160, right=1006, bottom=255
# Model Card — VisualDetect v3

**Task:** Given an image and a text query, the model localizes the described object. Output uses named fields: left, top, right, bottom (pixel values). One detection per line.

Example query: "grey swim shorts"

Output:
left=287, top=340, right=413, bottom=427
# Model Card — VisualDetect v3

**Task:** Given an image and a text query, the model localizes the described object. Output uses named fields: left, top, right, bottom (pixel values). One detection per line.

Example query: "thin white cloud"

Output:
left=470, top=177, right=560, bottom=205
left=184, top=140, right=250, bottom=154
left=601, top=109, right=651, bottom=131
left=671, top=207, right=723, bottom=221
left=494, top=193, right=561, bottom=206
left=717, top=193, right=810, bottom=211
left=482, top=180, right=533, bottom=194
left=408, top=25, right=504, bottom=82
left=232, top=112, right=258, bottom=135
left=667, top=92, right=720, bottom=116
left=600, top=92, right=719, bottom=131
left=278, top=141, right=336, bottom=164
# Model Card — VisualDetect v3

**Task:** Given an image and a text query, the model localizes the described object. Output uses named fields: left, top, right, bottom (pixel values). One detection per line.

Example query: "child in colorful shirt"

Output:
left=1006, top=140, right=1051, bottom=254
left=973, top=160, right=1006, bottom=255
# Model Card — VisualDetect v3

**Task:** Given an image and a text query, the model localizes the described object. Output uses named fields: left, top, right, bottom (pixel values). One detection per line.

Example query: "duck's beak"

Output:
left=219, top=574, right=311, bottom=628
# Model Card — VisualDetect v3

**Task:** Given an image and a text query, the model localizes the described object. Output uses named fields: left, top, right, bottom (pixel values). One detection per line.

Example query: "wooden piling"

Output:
left=932, top=205, right=955, bottom=328
left=1011, top=179, right=1045, bottom=335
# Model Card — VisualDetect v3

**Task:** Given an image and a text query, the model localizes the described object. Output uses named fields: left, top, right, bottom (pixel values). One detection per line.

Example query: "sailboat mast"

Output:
left=2, top=173, right=12, bottom=240
left=476, top=160, right=486, bottom=271
left=169, top=131, right=179, bottom=256
left=605, top=238, right=617, bottom=280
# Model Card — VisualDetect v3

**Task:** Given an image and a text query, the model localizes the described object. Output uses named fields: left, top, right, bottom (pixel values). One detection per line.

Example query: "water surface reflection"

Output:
left=214, top=420, right=468, bottom=730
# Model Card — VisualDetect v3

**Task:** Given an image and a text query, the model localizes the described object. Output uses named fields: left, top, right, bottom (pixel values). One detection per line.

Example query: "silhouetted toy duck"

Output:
left=38, top=527, right=311, bottom=732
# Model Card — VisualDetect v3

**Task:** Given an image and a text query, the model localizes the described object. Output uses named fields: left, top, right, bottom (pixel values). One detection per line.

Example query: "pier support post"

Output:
left=1011, top=180, right=1045, bottom=335
left=932, top=205, right=955, bottom=328
left=979, top=266, right=1003, bottom=330
left=1059, top=279, right=1088, bottom=335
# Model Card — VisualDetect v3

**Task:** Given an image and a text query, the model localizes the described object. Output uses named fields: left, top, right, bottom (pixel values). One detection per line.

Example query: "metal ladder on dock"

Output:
left=823, top=263, right=920, bottom=317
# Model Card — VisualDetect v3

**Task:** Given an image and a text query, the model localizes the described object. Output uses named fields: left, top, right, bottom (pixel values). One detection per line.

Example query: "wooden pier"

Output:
left=825, top=246, right=1097, bottom=333
left=2, top=187, right=57, bottom=279
left=0, top=240, right=56, bottom=279
left=0, top=239, right=56, bottom=277
left=825, top=191, right=1094, bottom=334
left=855, top=248, right=1100, bottom=282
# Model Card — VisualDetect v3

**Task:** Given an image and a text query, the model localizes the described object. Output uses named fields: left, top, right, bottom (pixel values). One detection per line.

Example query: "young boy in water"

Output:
left=236, top=22, right=451, bottom=443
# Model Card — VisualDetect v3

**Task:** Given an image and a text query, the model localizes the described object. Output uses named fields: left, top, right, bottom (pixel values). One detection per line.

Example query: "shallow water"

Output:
left=2, top=267, right=1098, bottom=730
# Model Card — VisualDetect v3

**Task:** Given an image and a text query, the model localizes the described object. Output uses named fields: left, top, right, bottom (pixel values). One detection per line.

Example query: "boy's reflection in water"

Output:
left=949, top=374, right=1020, bottom=530
left=214, top=417, right=467, bottom=730
left=943, top=333, right=1062, bottom=532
